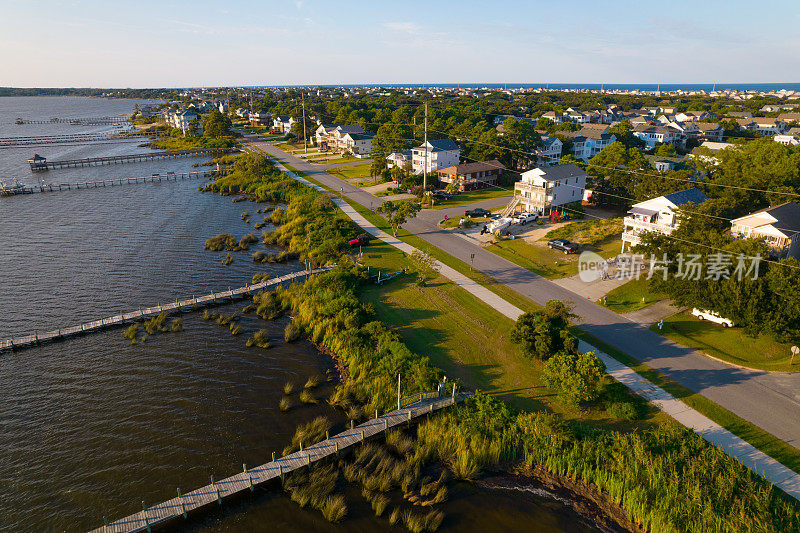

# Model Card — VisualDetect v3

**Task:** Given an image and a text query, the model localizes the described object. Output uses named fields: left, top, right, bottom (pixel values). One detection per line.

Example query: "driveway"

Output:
left=249, top=136, right=800, bottom=451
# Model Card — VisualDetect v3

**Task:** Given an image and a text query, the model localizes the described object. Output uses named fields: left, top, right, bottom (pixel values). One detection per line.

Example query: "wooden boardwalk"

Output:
left=29, top=148, right=234, bottom=171
left=15, top=116, right=129, bottom=125
left=91, top=391, right=467, bottom=533
left=0, top=266, right=334, bottom=353
left=1, top=171, right=215, bottom=196
left=0, top=132, right=152, bottom=148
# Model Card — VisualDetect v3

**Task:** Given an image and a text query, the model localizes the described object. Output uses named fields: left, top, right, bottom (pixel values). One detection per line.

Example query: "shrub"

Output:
left=608, top=401, right=640, bottom=421
left=542, top=350, right=606, bottom=405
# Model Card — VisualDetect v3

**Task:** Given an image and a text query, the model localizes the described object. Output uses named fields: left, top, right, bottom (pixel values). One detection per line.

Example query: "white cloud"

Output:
left=381, top=21, right=421, bottom=34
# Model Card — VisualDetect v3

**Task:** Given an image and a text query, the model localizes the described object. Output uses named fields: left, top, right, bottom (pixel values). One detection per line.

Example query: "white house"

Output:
left=411, top=139, right=460, bottom=174
left=621, top=188, right=709, bottom=251
left=340, top=132, right=374, bottom=156
left=315, top=124, right=367, bottom=152
left=249, top=112, right=272, bottom=126
left=273, top=116, right=295, bottom=133
left=512, top=163, right=587, bottom=214
left=774, top=133, right=800, bottom=146
left=731, top=202, right=800, bottom=259
left=536, top=136, right=563, bottom=165
left=170, top=109, right=202, bottom=133
left=632, top=124, right=685, bottom=149
left=386, top=149, right=412, bottom=170
left=566, top=124, right=616, bottom=162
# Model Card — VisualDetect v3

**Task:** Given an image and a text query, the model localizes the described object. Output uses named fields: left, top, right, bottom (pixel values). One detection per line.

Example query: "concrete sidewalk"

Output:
left=267, top=155, right=800, bottom=501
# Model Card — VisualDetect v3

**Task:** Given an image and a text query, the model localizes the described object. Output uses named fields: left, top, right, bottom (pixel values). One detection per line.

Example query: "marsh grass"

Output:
left=123, top=323, right=139, bottom=343
left=299, top=390, right=317, bottom=404
left=304, top=375, right=322, bottom=389
left=284, top=382, right=295, bottom=395
left=283, top=416, right=331, bottom=454
left=321, top=495, right=347, bottom=523
left=245, top=329, right=271, bottom=348
left=229, top=323, right=244, bottom=335
left=170, top=318, right=184, bottom=332
left=284, top=322, right=301, bottom=342
left=279, top=397, right=292, bottom=412
left=223, top=253, right=233, bottom=265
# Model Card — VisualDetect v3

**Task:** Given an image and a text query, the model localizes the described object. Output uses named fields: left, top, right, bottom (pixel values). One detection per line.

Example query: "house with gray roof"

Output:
left=621, top=188, right=709, bottom=251
left=411, top=139, right=460, bottom=174
left=731, top=202, right=800, bottom=259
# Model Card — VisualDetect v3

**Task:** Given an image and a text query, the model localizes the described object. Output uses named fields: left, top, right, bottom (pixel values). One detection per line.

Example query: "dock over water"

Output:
left=27, top=148, right=234, bottom=171
left=91, top=391, right=466, bottom=533
left=1, top=170, right=216, bottom=196
left=0, top=266, right=333, bottom=353
left=0, top=132, right=152, bottom=148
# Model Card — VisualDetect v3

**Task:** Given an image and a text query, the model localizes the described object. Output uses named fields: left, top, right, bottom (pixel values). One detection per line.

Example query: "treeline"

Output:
left=0, top=87, right=171, bottom=99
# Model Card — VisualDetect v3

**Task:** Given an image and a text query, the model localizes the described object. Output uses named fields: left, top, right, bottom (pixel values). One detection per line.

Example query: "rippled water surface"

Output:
left=0, top=97, right=602, bottom=532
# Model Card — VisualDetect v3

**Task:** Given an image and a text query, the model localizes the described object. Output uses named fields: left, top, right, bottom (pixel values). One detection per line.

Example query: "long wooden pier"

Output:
left=91, top=390, right=466, bottom=533
left=28, top=148, right=234, bottom=171
left=0, top=132, right=152, bottom=148
left=15, top=116, right=129, bottom=125
left=0, top=266, right=334, bottom=353
left=0, top=170, right=215, bottom=196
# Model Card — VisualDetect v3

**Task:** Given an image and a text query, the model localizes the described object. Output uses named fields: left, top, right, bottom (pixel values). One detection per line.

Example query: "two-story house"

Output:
left=273, top=116, right=295, bottom=133
left=566, top=124, right=616, bottom=162
left=411, top=139, right=460, bottom=174
left=314, top=124, right=366, bottom=152
left=512, top=164, right=587, bottom=214
left=536, top=136, right=563, bottom=165
left=730, top=202, right=800, bottom=259
left=437, top=160, right=506, bottom=191
left=632, top=124, right=686, bottom=149
left=620, top=188, right=709, bottom=252
left=340, top=132, right=374, bottom=156
left=386, top=149, right=412, bottom=171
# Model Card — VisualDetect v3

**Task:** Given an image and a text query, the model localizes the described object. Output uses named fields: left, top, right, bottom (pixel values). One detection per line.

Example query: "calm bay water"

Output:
left=0, top=97, right=602, bottom=532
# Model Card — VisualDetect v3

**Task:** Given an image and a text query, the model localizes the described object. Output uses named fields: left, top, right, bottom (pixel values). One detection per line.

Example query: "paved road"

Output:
left=252, top=137, right=800, bottom=450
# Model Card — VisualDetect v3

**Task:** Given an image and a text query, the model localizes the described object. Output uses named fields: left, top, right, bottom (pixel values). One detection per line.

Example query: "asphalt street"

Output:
left=252, top=137, right=800, bottom=450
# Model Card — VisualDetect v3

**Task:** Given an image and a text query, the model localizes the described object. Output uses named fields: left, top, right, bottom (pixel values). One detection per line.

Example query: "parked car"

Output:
left=464, top=208, right=490, bottom=217
left=512, top=212, right=538, bottom=225
left=691, top=308, right=734, bottom=328
left=432, top=190, right=452, bottom=199
left=547, top=238, right=580, bottom=254
left=349, top=234, right=371, bottom=247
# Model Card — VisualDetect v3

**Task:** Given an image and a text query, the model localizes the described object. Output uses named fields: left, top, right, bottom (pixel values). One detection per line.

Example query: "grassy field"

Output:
left=328, top=163, right=373, bottom=182
left=545, top=217, right=624, bottom=246
left=654, top=310, right=798, bottom=372
left=359, top=240, right=665, bottom=430
left=602, top=277, right=668, bottom=313
left=489, top=236, right=621, bottom=279
left=428, top=187, right=513, bottom=209
left=274, top=142, right=312, bottom=153
left=307, top=155, right=364, bottom=164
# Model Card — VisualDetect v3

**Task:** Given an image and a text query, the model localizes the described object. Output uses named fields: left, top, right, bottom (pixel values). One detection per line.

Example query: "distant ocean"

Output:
left=323, top=83, right=800, bottom=92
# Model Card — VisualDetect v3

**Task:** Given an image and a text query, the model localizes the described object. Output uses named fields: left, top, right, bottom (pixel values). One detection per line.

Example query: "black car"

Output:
left=432, top=190, right=452, bottom=199
left=547, top=238, right=580, bottom=254
left=464, top=208, right=490, bottom=217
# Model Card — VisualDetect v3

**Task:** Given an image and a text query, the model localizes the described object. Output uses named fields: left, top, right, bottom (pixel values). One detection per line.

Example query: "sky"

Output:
left=1, top=0, right=799, bottom=87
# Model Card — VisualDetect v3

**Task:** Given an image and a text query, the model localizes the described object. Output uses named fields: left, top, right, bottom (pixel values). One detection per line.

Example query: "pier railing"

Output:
left=29, top=148, right=235, bottom=171
left=0, top=132, right=153, bottom=148
left=1, top=171, right=216, bottom=196
left=0, top=266, right=335, bottom=353
left=91, top=390, right=468, bottom=533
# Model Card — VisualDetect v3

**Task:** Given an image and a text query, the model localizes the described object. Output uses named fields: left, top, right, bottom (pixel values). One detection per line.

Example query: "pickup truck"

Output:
left=547, top=238, right=580, bottom=254
left=512, top=212, right=538, bottom=225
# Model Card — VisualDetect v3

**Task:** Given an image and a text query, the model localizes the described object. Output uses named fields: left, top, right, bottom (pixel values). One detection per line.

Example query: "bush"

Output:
left=608, top=401, right=640, bottom=421
left=542, top=351, right=606, bottom=405
left=284, top=322, right=301, bottom=342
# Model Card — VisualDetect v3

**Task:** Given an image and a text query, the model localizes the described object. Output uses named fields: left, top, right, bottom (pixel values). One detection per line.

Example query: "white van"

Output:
left=690, top=308, right=734, bottom=328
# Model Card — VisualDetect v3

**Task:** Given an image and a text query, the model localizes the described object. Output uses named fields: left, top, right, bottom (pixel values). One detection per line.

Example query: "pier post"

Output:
left=272, top=451, right=275, bottom=462
left=335, top=441, right=339, bottom=454
left=299, top=441, right=303, bottom=452
left=351, top=420, right=354, bottom=430
left=34, top=330, right=38, bottom=343
left=360, top=430, right=365, bottom=443
left=212, top=475, right=221, bottom=505
left=142, top=501, right=151, bottom=533
left=178, top=488, right=187, bottom=518
left=326, top=430, right=329, bottom=440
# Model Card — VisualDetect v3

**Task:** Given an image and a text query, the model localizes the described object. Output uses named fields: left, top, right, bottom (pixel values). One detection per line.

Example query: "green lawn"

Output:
left=653, top=311, right=798, bottom=372
left=489, top=236, right=621, bottom=279
left=545, top=217, right=624, bottom=246
left=328, top=163, right=373, bottom=181
left=427, top=187, right=514, bottom=209
left=274, top=142, right=311, bottom=153
left=602, top=277, right=668, bottom=313
left=307, top=156, right=364, bottom=164
left=439, top=215, right=491, bottom=229
left=358, top=240, right=664, bottom=430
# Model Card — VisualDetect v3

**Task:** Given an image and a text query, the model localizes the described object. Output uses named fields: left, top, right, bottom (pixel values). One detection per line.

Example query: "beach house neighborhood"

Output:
left=731, top=202, right=800, bottom=259
left=436, top=160, right=506, bottom=191
left=512, top=163, right=587, bottom=215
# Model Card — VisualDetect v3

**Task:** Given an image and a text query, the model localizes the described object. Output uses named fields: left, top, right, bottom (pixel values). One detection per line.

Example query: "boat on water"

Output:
left=0, top=179, right=27, bottom=195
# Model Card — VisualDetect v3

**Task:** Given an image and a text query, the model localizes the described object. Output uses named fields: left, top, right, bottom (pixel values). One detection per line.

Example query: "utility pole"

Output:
left=302, top=91, right=308, bottom=153
left=423, top=102, right=428, bottom=191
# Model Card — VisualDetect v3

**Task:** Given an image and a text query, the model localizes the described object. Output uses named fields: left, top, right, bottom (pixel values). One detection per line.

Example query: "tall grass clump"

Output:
left=299, top=390, right=317, bottom=404
left=284, top=322, right=301, bottom=342
left=123, top=323, right=139, bottom=343
left=321, top=494, right=347, bottom=523
left=279, top=397, right=292, bottom=412
left=283, top=382, right=295, bottom=395
left=245, top=329, right=271, bottom=348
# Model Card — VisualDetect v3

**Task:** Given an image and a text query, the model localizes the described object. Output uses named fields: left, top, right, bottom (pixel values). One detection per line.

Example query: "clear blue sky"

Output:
left=2, top=0, right=798, bottom=87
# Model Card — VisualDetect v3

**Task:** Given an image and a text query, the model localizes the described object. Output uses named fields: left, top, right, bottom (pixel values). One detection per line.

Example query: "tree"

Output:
left=509, top=300, right=577, bottom=360
left=370, top=151, right=387, bottom=178
left=543, top=351, right=606, bottom=404
left=409, top=250, right=440, bottom=285
left=654, top=142, right=677, bottom=157
left=377, top=200, right=421, bottom=236
left=203, top=109, right=232, bottom=138
left=608, top=120, right=645, bottom=149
